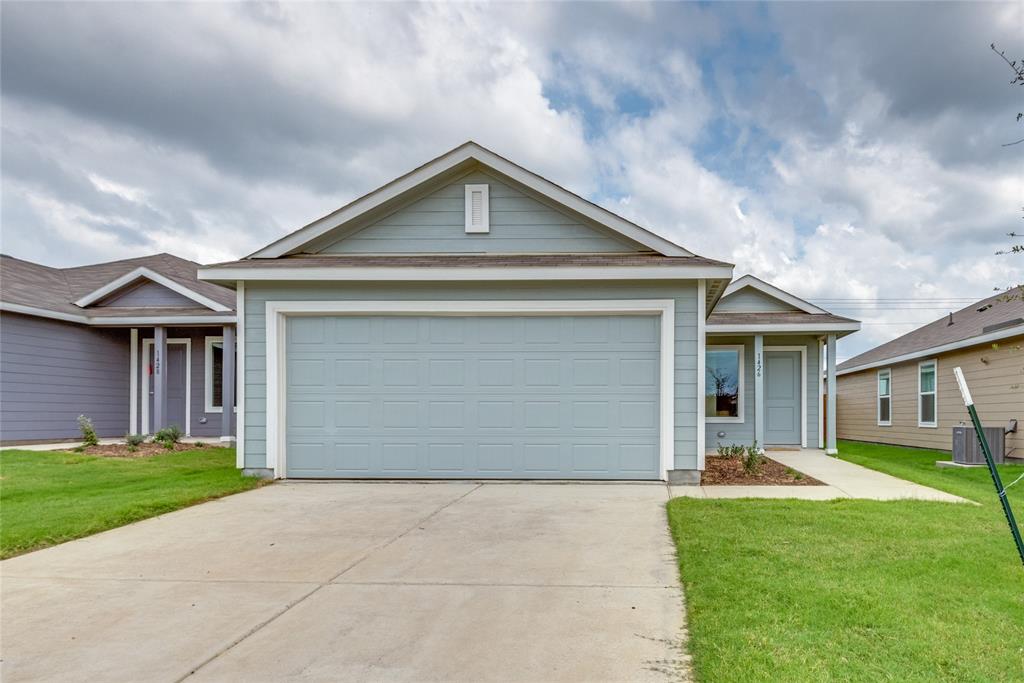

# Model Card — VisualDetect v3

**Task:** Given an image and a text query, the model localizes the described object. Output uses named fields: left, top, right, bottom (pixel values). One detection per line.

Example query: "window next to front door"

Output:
left=877, top=369, right=892, bottom=426
left=706, top=345, right=744, bottom=423
left=918, top=360, right=937, bottom=428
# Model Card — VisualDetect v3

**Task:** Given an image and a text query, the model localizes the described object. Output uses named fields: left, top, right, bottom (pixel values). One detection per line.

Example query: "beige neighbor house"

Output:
left=836, top=290, right=1023, bottom=458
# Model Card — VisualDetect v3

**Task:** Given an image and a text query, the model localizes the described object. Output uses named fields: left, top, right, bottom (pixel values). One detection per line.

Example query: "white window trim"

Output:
left=141, top=338, right=191, bottom=436
left=264, top=299, right=676, bottom=481
left=204, top=336, right=238, bottom=414
left=464, top=183, right=489, bottom=233
left=706, top=344, right=745, bottom=424
left=764, top=345, right=808, bottom=448
left=918, top=359, right=938, bottom=428
left=877, top=368, right=892, bottom=427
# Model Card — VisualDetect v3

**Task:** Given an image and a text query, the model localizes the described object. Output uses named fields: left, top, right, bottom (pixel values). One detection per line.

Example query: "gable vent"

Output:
left=464, top=183, right=489, bottom=233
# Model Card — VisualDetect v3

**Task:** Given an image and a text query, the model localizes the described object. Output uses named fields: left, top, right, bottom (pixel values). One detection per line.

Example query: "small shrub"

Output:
left=125, top=433, right=145, bottom=452
left=77, top=415, right=99, bottom=447
left=717, top=443, right=745, bottom=460
left=742, top=441, right=765, bottom=475
left=153, top=425, right=183, bottom=450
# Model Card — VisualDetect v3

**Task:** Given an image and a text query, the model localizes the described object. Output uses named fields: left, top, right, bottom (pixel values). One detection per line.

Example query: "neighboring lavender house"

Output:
left=199, top=142, right=859, bottom=482
left=0, top=253, right=238, bottom=444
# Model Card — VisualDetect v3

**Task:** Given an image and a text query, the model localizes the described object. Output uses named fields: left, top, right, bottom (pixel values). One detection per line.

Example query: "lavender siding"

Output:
left=96, top=280, right=197, bottom=308
left=0, top=312, right=129, bottom=442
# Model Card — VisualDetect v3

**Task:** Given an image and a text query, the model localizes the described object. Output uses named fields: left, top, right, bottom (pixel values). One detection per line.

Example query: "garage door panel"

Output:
left=285, top=315, right=660, bottom=479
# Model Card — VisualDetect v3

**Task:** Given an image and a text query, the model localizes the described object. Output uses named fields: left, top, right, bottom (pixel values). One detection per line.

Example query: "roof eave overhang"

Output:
left=836, top=323, right=1024, bottom=375
left=197, top=264, right=734, bottom=284
left=247, top=142, right=694, bottom=259
left=0, top=302, right=235, bottom=326
left=706, top=322, right=861, bottom=337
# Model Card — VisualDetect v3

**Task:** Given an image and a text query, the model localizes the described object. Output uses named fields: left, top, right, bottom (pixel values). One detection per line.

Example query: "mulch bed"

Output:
left=63, top=441, right=217, bottom=458
left=701, top=456, right=824, bottom=486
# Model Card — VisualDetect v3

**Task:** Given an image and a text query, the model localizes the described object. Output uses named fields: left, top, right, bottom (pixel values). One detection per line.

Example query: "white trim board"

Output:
left=73, top=266, right=231, bottom=311
left=248, top=141, right=694, bottom=259
left=837, top=323, right=1024, bottom=375
left=235, top=283, right=246, bottom=469
left=130, top=329, right=139, bottom=435
left=696, top=281, right=706, bottom=470
left=198, top=264, right=733, bottom=283
left=719, top=274, right=828, bottom=315
left=264, top=299, right=677, bottom=481
left=0, top=301, right=236, bottom=326
left=141, top=338, right=192, bottom=436
left=764, top=345, right=808, bottom=448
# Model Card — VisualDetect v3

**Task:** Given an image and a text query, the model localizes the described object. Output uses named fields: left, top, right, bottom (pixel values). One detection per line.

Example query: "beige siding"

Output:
left=836, top=335, right=1023, bottom=456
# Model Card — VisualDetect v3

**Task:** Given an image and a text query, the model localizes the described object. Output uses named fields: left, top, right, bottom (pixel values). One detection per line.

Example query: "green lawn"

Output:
left=668, top=440, right=1024, bottom=682
left=0, top=447, right=266, bottom=559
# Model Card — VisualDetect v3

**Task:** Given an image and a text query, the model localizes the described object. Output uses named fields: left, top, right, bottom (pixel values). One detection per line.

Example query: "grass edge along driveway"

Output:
left=668, top=441, right=1024, bottom=682
left=0, top=446, right=266, bottom=559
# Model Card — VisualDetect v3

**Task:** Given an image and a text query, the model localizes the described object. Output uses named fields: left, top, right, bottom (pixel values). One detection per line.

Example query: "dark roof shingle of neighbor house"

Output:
left=0, top=253, right=236, bottom=318
left=837, top=288, right=1024, bottom=372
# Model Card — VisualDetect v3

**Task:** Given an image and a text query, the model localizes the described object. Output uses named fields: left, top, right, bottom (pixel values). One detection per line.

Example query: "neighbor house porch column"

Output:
left=153, top=326, right=167, bottom=433
left=754, top=334, right=765, bottom=447
left=221, top=325, right=235, bottom=441
left=826, top=333, right=838, bottom=455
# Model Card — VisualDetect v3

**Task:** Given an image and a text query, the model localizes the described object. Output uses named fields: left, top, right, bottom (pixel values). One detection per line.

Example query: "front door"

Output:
left=148, top=344, right=188, bottom=433
left=765, top=350, right=801, bottom=445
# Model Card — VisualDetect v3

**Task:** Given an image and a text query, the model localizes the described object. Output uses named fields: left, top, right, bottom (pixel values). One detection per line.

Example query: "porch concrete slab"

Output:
left=769, top=450, right=968, bottom=503
left=337, top=482, right=678, bottom=588
left=1, top=483, right=478, bottom=583
left=0, top=576, right=316, bottom=683
left=190, top=583, right=685, bottom=683
left=678, top=485, right=849, bottom=500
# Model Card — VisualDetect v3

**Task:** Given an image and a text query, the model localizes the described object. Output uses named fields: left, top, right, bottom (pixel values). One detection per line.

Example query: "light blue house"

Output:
left=200, top=142, right=859, bottom=483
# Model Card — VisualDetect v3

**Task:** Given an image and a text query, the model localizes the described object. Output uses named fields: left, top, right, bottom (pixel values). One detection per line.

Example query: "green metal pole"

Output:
left=955, top=367, right=1024, bottom=568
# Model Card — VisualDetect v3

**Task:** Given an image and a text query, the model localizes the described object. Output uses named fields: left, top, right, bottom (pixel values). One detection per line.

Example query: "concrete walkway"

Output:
left=670, top=449, right=968, bottom=503
left=1, top=482, right=688, bottom=682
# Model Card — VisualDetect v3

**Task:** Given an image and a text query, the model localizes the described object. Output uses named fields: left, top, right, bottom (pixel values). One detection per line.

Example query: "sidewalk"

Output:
left=670, top=449, right=968, bottom=503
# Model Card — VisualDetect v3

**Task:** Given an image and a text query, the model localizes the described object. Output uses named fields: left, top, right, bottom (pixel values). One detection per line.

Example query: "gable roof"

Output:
left=837, top=289, right=1024, bottom=374
left=717, top=274, right=827, bottom=314
left=248, top=141, right=695, bottom=259
left=0, top=253, right=236, bottom=325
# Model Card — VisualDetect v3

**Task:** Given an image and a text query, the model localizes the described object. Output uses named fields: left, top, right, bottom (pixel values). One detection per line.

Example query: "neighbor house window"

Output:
left=918, top=360, right=937, bottom=427
left=877, top=369, right=892, bottom=426
left=706, top=345, right=744, bottom=422
left=204, top=336, right=236, bottom=413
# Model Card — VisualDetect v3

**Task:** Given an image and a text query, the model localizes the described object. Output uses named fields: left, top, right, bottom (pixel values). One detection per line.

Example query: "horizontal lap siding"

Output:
left=243, top=281, right=699, bottom=471
left=321, top=170, right=636, bottom=254
left=0, top=313, right=129, bottom=442
left=836, top=335, right=1023, bottom=455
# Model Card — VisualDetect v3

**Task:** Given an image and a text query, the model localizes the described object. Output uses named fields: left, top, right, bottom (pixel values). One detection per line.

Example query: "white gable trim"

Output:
left=248, top=142, right=693, bottom=259
left=719, top=275, right=827, bottom=315
left=74, top=267, right=232, bottom=312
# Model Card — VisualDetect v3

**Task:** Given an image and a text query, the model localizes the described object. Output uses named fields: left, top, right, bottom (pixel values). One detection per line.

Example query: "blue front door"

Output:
left=765, top=350, right=801, bottom=445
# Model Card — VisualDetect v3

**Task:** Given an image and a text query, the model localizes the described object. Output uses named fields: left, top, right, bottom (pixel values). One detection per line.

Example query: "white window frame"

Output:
left=918, top=359, right=938, bottom=428
left=204, top=336, right=237, bottom=414
left=877, top=368, right=892, bottom=427
left=264, top=299, right=675, bottom=480
left=706, top=344, right=745, bottom=424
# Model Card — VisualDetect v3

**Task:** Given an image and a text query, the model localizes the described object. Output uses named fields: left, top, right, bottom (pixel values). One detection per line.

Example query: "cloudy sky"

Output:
left=1, top=1, right=1021, bottom=359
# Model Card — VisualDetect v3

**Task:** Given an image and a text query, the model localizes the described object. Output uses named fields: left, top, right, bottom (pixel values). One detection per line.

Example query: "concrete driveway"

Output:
left=1, top=482, right=687, bottom=682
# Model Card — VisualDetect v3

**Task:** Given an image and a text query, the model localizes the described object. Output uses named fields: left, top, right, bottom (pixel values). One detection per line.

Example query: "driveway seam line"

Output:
left=176, top=483, right=483, bottom=681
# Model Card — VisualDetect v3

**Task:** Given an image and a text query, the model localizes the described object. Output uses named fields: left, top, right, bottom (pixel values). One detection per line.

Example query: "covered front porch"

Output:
left=128, top=324, right=237, bottom=441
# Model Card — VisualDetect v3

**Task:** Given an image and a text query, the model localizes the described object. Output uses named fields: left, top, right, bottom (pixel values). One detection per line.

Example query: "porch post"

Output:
left=221, top=325, right=235, bottom=441
left=153, top=326, right=167, bottom=433
left=754, top=334, right=765, bottom=447
left=826, top=333, right=838, bottom=455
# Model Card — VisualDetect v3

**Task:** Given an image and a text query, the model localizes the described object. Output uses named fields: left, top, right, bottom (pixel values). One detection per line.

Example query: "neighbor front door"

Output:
left=764, top=350, right=801, bottom=445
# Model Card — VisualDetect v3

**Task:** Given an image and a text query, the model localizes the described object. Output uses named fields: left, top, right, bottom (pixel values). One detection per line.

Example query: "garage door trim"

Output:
left=265, top=299, right=675, bottom=480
